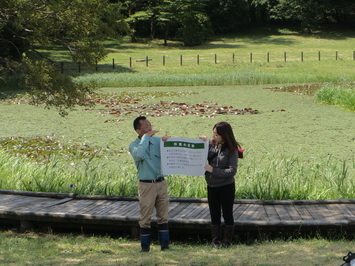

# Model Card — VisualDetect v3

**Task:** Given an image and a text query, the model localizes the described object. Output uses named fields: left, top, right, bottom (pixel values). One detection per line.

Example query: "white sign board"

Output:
left=160, top=138, right=209, bottom=176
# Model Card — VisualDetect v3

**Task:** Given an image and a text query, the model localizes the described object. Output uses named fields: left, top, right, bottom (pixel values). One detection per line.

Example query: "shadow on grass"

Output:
left=57, top=63, right=136, bottom=76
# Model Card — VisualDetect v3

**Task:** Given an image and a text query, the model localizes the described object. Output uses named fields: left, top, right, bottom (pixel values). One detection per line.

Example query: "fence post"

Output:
left=197, top=55, right=199, bottom=65
left=250, top=53, right=252, bottom=63
left=318, top=51, right=321, bottom=61
left=61, top=62, right=64, bottom=74
left=232, top=53, right=235, bottom=63
left=215, top=54, right=217, bottom=64
left=284, top=52, right=286, bottom=62
left=130, top=57, right=132, bottom=68
left=353, top=51, right=355, bottom=60
left=336, top=51, right=338, bottom=60
left=301, top=51, right=303, bottom=62
left=112, top=58, right=115, bottom=69
left=180, top=55, right=182, bottom=66
left=163, top=55, right=165, bottom=66
left=267, top=52, right=269, bottom=63
left=146, top=56, right=148, bottom=67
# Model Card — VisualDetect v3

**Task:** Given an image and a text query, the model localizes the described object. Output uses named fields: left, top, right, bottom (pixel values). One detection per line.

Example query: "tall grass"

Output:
left=315, top=83, right=355, bottom=111
left=1, top=151, right=353, bottom=200
left=73, top=61, right=355, bottom=88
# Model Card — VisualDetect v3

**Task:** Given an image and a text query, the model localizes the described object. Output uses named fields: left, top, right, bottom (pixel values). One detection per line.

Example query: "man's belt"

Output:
left=139, top=177, right=165, bottom=183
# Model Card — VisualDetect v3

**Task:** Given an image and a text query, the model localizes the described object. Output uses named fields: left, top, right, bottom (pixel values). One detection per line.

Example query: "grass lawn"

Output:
left=0, top=230, right=353, bottom=265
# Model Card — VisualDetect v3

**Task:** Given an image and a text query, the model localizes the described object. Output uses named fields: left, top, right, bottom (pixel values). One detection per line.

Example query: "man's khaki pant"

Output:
left=138, top=180, right=169, bottom=228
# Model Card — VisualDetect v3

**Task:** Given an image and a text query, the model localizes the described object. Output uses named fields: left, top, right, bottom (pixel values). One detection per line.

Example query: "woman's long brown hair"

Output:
left=213, top=121, right=241, bottom=154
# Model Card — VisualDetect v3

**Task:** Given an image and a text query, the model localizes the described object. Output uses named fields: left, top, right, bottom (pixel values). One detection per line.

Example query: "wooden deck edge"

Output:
left=0, top=210, right=354, bottom=227
left=1, top=189, right=354, bottom=204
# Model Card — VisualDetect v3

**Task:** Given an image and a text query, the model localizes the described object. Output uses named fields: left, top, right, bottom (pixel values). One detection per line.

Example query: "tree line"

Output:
left=0, top=0, right=354, bottom=115
left=119, top=0, right=355, bottom=46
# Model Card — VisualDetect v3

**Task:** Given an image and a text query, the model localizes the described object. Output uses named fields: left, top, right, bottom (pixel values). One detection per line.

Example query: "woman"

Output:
left=203, top=121, right=241, bottom=248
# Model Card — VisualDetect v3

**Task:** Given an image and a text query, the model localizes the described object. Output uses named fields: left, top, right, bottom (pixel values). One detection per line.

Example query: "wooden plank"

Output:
left=175, top=203, right=196, bottom=219
left=294, top=205, right=313, bottom=220
left=47, top=199, right=95, bottom=213
left=189, top=203, right=209, bottom=219
left=105, top=202, right=134, bottom=216
left=329, top=204, right=355, bottom=223
left=0, top=195, right=39, bottom=208
left=324, top=204, right=347, bottom=220
left=106, top=202, right=137, bottom=215
left=200, top=206, right=212, bottom=220
left=8, top=197, right=59, bottom=211
left=257, top=205, right=269, bottom=221
left=304, top=205, right=322, bottom=220
left=236, top=204, right=266, bottom=221
left=285, top=205, right=302, bottom=220
left=121, top=202, right=140, bottom=216
left=82, top=200, right=118, bottom=215
left=181, top=203, right=207, bottom=220
left=168, top=202, right=180, bottom=212
left=89, top=201, right=135, bottom=216
left=80, top=200, right=112, bottom=215
left=120, top=204, right=141, bottom=218
left=62, top=200, right=101, bottom=214
left=233, top=204, right=250, bottom=220
left=89, top=201, right=118, bottom=215
left=315, top=204, right=337, bottom=220
left=237, top=204, right=261, bottom=221
left=264, top=205, right=280, bottom=221
left=0, top=194, right=22, bottom=205
left=344, top=204, right=355, bottom=215
left=169, top=202, right=190, bottom=217
left=117, top=202, right=141, bottom=217
left=248, top=205, right=266, bottom=221
left=274, top=205, right=292, bottom=221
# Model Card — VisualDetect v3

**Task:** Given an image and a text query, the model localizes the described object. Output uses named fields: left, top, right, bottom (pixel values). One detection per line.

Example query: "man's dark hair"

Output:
left=133, top=116, right=146, bottom=130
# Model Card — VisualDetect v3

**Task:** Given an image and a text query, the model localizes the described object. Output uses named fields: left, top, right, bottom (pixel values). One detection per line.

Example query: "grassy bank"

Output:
left=0, top=230, right=353, bottom=265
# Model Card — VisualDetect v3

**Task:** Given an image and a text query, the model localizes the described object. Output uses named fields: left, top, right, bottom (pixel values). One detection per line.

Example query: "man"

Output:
left=129, top=116, right=170, bottom=252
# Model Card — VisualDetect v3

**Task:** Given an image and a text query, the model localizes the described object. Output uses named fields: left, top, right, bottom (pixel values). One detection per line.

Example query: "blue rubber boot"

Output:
left=140, top=228, right=151, bottom=252
left=158, top=223, right=170, bottom=251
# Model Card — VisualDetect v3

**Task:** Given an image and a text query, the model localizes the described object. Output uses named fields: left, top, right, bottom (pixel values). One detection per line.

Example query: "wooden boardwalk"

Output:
left=0, top=190, right=354, bottom=238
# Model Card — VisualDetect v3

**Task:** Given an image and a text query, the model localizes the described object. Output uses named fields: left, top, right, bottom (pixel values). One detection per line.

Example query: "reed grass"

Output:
left=73, top=61, right=355, bottom=87
left=315, top=83, right=355, bottom=111
left=1, top=151, right=353, bottom=200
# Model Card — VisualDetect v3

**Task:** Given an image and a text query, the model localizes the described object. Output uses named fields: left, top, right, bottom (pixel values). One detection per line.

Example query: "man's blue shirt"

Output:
left=129, top=135, right=164, bottom=180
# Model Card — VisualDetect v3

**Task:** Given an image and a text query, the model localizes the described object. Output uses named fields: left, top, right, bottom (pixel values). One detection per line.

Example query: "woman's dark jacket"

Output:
left=205, top=143, right=238, bottom=188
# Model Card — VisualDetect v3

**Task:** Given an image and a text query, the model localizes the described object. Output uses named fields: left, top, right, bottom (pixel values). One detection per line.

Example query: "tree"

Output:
left=206, top=0, right=251, bottom=33
left=0, top=0, right=129, bottom=115
left=124, top=0, right=213, bottom=46
left=252, top=0, right=355, bottom=32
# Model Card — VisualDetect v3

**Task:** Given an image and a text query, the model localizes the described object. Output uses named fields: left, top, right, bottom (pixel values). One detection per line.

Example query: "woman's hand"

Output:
left=199, top=135, right=207, bottom=142
left=205, top=165, right=213, bottom=173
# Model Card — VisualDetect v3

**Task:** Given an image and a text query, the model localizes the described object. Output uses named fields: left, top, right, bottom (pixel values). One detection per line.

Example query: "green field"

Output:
left=0, top=230, right=353, bottom=265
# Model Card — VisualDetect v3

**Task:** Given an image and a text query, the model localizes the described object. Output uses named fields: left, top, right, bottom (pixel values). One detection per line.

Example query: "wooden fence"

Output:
left=59, top=50, right=355, bottom=73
